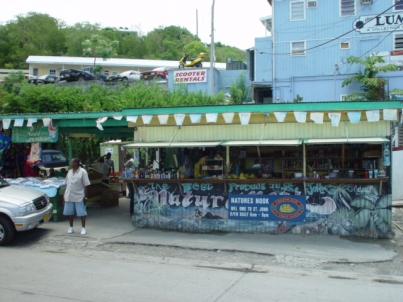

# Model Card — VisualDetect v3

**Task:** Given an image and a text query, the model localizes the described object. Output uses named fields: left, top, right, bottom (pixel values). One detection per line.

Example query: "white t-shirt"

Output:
left=64, top=167, right=91, bottom=202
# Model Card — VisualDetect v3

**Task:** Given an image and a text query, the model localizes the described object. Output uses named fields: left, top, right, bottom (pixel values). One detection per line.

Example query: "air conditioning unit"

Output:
left=307, top=1, right=317, bottom=8
left=361, top=0, right=373, bottom=4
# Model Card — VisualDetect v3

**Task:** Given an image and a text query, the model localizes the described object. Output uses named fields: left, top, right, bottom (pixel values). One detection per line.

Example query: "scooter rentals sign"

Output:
left=174, top=70, right=207, bottom=84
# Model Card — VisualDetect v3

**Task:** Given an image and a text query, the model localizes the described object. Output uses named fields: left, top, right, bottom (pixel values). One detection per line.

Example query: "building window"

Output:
left=395, top=33, right=403, bottom=49
left=396, top=0, right=403, bottom=10
left=33, top=68, right=38, bottom=76
left=340, top=0, right=355, bottom=16
left=112, top=71, right=118, bottom=76
left=291, top=41, right=306, bottom=56
left=103, top=70, right=109, bottom=76
left=290, top=1, right=305, bottom=21
left=49, top=69, right=56, bottom=75
left=340, top=42, right=350, bottom=49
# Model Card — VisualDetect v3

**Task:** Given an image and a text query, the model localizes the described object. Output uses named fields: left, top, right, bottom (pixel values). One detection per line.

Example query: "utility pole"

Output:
left=210, top=0, right=215, bottom=95
left=196, top=9, right=199, bottom=39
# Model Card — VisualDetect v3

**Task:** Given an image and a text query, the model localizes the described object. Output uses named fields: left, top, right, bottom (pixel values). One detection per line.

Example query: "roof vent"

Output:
left=361, top=0, right=373, bottom=4
left=307, top=1, right=317, bottom=8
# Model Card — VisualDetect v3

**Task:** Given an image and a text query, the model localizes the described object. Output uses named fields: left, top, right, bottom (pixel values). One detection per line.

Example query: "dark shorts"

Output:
left=63, top=201, right=87, bottom=217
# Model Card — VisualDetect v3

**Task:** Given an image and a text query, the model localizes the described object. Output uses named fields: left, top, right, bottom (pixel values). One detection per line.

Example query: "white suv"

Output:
left=0, top=177, right=53, bottom=246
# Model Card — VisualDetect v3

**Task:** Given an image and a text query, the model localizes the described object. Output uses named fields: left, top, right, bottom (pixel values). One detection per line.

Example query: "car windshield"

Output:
left=38, top=75, right=49, bottom=79
left=0, top=177, right=10, bottom=187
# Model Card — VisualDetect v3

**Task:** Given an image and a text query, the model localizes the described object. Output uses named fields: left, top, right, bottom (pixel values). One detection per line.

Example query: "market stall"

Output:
left=120, top=102, right=401, bottom=238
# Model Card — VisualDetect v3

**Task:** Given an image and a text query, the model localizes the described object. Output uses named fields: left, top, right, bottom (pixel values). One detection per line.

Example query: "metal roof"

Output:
left=26, top=56, right=227, bottom=70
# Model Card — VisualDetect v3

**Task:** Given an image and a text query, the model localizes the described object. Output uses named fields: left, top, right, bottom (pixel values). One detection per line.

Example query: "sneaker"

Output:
left=67, top=227, right=74, bottom=234
left=81, top=227, right=87, bottom=235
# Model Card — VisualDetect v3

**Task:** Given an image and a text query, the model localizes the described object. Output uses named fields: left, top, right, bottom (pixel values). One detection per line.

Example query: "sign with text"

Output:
left=353, top=13, right=403, bottom=34
left=173, top=69, right=207, bottom=84
left=228, top=194, right=306, bottom=222
left=12, top=121, right=58, bottom=143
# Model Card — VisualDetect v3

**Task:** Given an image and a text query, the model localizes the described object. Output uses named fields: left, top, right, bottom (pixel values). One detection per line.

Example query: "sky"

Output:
left=0, top=0, right=272, bottom=50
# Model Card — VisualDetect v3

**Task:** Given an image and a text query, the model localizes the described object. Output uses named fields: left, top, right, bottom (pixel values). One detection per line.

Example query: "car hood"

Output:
left=0, top=185, right=45, bottom=205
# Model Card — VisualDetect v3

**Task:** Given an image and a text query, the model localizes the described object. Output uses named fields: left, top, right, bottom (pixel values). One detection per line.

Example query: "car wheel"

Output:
left=77, top=76, right=85, bottom=82
left=122, top=77, right=128, bottom=82
left=0, top=216, right=15, bottom=246
left=156, top=74, right=163, bottom=80
left=195, top=62, right=202, bottom=68
left=179, top=64, right=184, bottom=69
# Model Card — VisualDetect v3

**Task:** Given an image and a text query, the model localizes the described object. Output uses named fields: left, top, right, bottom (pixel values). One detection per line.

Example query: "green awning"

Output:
left=221, top=139, right=303, bottom=146
left=123, top=141, right=222, bottom=148
left=304, top=137, right=389, bottom=144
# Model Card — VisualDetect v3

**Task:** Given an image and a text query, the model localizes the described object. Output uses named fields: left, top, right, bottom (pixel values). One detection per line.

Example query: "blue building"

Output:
left=249, top=0, right=403, bottom=103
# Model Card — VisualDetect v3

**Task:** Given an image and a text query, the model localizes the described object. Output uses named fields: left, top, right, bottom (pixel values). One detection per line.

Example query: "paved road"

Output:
left=1, top=247, right=402, bottom=302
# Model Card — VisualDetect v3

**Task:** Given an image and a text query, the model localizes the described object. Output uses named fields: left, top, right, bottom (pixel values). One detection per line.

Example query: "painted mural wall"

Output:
left=132, top=181, right=392, bottom=238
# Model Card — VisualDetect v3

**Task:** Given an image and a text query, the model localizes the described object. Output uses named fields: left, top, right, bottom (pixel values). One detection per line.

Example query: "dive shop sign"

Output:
left=353, top=13, right=403, bottom=33
left=173, top=69, right=207, bottom=84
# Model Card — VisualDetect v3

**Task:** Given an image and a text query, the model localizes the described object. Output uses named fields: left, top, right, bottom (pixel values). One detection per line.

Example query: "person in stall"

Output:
left=182, top=148, right=194, bottom=178
left=89, top=156, right=110, bottom=184
left=46, top=168, right=55, bottom=178
left=193, top=151, right=209, bottom=178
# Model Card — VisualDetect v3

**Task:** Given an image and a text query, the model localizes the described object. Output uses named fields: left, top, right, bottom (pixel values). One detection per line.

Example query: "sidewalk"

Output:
left=45, top=197, right=399, bottom=264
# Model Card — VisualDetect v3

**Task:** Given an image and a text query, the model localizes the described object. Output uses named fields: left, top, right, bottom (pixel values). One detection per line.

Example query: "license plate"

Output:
left=144, top=75, right=148, bottom=78
left=43, top=213, right=50, bottom=222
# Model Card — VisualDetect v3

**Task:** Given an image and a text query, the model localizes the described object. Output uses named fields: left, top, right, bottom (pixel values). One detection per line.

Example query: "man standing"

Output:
left=104, top=152, right=115, bottom=175
left=63, top=158, right=90, bottom=235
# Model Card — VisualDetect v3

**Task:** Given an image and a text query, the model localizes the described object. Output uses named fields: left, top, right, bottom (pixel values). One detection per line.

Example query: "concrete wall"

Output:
left=392, top=149, right=403, bottom=201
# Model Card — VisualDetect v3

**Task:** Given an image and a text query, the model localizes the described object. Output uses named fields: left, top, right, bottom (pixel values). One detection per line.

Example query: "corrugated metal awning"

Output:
left=222, top=139, right=302, bottom=146
left=304, top=137, right=389, bottom=144
left=123, top=141, right=222, bottom=148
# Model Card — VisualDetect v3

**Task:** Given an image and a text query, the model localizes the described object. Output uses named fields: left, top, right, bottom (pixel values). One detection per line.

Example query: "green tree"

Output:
left=82, top=34, right=119, bottom=66
left=342, top=54, right=398, bottom=100
left=5, top=12, right=66, bottom=68
left=183, top=41, right=209, bottom=59
left=63, top=22, right=102, bottom=56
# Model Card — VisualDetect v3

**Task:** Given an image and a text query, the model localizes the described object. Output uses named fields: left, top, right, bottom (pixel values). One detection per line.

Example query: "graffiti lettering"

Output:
left=229, top=183, right=266, bottom=193
left=305, top=183, right=334, bottom=195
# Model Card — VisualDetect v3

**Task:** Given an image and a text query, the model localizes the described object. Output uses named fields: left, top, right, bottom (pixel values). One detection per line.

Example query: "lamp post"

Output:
left=210, top=0, right=215, bottom=95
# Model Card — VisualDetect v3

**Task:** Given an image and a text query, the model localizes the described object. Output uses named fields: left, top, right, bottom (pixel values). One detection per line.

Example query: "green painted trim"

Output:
left=58, top=119, right=128, bottom=127
left=0, top=101, right=401, bottom=121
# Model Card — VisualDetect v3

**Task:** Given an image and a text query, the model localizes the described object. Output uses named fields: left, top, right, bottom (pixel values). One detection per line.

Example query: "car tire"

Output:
left=122, top=77, right=128, bottom=82
left=156, top=75, right=163, bottom=80
left=77, top=76, right=85, bottom=82
left=0, top=215, right=15, bottom=246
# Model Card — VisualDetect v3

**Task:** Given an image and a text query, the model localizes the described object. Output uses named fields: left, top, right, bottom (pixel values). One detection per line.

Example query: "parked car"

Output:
left=25, top=75, right=37, bottom=80
left=37, top=150, right=69, bottom=176
left=28, top=74, right=59, bottom=85
left=0, top=177, right=53, bottom=246
left=140, top=67, right=169, bottom=80
left=105, top=70, right=141, bottom=83
left=59, top=68, right=107, bottom=82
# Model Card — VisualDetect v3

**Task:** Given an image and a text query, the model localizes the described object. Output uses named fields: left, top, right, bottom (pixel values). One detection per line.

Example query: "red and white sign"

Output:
left=173, top=69, right=207, bottom=84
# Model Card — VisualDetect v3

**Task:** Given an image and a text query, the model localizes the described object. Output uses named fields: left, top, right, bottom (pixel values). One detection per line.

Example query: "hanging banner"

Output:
left=113, top=116, right=123, bottom=120
left=347, top=112, right=361, bottom=124
left=12, top=121, right=59, bottom=143
left=14, top=118, right=24, bottom=127
left=366, top=110, right=380, bottom=122
left=96, top=122, right=104, bottom=131
left=157, top=115, right=169, bottom=125
left=174, top=114, right=186, bottom=126
left=294, top=112, right=307, bottom=123
left=383, top=109, right=397, bottom=121
left=239, top=112, right=251, bottom=125
left=205, top=113, right=218, bottom=123
left=310, top=112, right=324, bottom=124
left=2, top=119, right=11, bottom=130
left=274, top=112, right=287, bottom=123
left=189, top=114, right=202, bottom=123
left=328, top=113, right=341, bottom=127
left=222, top=112, right=234, bottom=124
left=42, top=118, right=51, bottom=127
left=27, top=118, right=38, bottom=127
left=126, top=116, right=138, bottom=123
left=228, top=194, right=306, bottom=222
left=141, top=115, right=153, bottom=124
